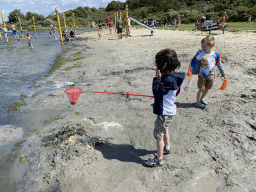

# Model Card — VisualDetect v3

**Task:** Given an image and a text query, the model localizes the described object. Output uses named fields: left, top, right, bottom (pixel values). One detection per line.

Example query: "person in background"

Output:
left=1, top=25, right=10, bottom=42
left=116, top=17, right=124, bottom=39
left=11, top=22, right=19, bottom=39
left=221, top=9, right=228, bottom=25
left=50, top=25, right=57, bottom=40
left=109, top=20, right=113, bottom=35
left=98, top=22, right=102, bottom=39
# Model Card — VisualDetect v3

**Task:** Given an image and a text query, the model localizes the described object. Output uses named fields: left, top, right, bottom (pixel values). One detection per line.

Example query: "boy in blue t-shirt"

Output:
left=144, top=49, right=185, bottom=167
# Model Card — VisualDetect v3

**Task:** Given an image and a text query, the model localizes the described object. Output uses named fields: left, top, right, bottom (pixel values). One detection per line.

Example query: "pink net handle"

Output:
left=64, top=87, right=154, bottom=105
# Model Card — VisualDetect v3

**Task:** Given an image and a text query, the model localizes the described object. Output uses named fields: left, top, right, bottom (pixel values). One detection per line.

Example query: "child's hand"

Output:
left=223, top=74, right=227, bottom=79
left=156, top=69, right=162, bottom=77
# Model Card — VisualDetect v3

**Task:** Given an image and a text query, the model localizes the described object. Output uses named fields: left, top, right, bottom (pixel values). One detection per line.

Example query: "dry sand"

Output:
left=7, top=28, right=256, bottom=191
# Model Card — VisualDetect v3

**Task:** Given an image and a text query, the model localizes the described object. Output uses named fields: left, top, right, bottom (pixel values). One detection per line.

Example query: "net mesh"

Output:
left=64, top=87, right=83, bottom=105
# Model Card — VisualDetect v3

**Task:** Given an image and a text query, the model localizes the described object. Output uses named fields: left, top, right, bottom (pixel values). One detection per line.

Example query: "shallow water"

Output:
left=0, top=28, right=93, bottom=191
left=0, top=29, right=94, bottom=125
left=0, top=31, right=64, bottom=123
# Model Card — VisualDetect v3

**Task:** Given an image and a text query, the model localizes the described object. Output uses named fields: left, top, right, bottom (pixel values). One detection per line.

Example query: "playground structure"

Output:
left=0, top=4, right=157, bottom=45
left=129, top=17, right=155, bottom=35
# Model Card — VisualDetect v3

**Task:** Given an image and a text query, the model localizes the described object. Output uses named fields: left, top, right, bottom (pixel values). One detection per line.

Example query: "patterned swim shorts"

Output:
left=153, top=115, right=174, bottom=140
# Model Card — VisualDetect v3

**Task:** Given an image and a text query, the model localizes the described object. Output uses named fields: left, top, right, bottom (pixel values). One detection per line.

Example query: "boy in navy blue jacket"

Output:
left=145, top=49, right=185, bottom=167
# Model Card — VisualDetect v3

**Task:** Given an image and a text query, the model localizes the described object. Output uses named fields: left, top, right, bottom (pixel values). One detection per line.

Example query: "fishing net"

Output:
left=64, top=87, right=83, bottom=105
left=64, top=87, right=154, bottom=105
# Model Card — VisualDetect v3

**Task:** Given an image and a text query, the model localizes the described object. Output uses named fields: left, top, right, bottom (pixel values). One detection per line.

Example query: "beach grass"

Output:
left=19, top=154, right=28, bottom=163
left=48, top=54, right=71, bottom=74
left=7, top=94, right=26, bottom=113
left=134, top=22, right=256, bottom=32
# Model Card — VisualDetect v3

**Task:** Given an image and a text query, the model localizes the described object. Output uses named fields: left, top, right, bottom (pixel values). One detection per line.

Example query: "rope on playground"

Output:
left=59, top=14, right=75, bottom=28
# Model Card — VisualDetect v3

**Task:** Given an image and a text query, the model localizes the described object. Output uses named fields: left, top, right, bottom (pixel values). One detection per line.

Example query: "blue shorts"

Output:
left=54, top=31, right=57, bottom=34
left=13, top=30, right=17, bottom=35
left=28, top=41, right=31, bottom=45
left=5, top=31, right=8, bottom=35
left=118, top=28, right=122, bottom=34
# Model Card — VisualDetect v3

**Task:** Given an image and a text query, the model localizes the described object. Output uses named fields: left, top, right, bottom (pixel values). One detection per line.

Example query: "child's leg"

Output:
left=201, top=88, right=209, bottom=100
left=197, top=76, right=206, bottom=105
left=163, top=131, right=171, bottom=150
left=196, top=89, right=204, bottom=105
left=157, top=139, right=164, bottom=161
left=201, top=77, right=214, bottom=101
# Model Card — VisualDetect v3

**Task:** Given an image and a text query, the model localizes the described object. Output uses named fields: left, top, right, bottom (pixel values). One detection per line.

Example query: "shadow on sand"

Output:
left=176, top=102, right=196, bottom=108
left=95, top=143, right=154, bottom=165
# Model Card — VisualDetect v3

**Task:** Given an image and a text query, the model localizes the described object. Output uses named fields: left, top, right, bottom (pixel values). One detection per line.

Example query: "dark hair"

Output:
left=155, top=49, right=180, bottom=74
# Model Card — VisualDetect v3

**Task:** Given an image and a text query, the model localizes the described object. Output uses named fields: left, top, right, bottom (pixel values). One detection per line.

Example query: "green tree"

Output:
left=8, top=9, right=25, bottom=22
left=106, top=1, right=125, bottom=12
left=25, top=12, right=44, bottom=21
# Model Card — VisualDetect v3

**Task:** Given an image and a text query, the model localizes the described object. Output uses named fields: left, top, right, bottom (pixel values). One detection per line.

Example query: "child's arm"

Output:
left=189, top=49, right=203, bottom=76
left=215, top=52, right=227, bottom=78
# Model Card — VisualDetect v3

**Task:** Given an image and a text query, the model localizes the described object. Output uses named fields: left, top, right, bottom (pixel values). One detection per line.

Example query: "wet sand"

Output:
left=5, top=28, right=256, bottom=191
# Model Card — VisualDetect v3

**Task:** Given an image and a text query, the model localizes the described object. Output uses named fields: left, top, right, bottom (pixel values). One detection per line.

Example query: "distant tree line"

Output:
left=4, top=0, right=256, bottom=29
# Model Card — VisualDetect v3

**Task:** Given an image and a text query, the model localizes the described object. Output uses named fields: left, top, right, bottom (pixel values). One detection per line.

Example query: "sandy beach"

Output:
left=4, top=27, right=256, bottom=191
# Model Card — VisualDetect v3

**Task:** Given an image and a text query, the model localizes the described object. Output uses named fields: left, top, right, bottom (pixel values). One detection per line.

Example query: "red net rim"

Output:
left=64, top=87, right=83, bottom=95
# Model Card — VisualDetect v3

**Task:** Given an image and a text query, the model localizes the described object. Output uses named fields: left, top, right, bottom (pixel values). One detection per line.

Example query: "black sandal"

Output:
left=144, top=157, right=164, bottom=167
left=153, top=146, right=172, bottom=157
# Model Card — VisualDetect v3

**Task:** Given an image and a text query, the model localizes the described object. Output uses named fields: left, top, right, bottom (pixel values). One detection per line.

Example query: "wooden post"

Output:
left=32, top=16, right=37, bottom=38
left=114, top=12, right=117, bottom=32
left=63, top=13, right=67, bottom=29
left=18, top=17, right=24, bottom=38
left=1, top=11, right=9, bottom=43
left=126, top=4, right=128, bottom=36
left=72, top=13, right=76, bottom=35
left=55, top=8, right=63, bottom=46
left=1, top=12, right=6, bottom=27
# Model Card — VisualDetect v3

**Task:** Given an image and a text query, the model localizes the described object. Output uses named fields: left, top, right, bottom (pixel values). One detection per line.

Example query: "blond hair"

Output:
left=201, top=35, right=215, bottom=47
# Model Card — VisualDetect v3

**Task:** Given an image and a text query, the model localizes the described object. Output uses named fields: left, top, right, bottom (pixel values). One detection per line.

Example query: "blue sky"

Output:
left=1, top=0, right=126, bottom=20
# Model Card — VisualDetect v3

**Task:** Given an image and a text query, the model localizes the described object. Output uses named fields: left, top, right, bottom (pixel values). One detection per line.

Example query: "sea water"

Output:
left=0, top=29, right=93, bottom=125
left=0, top=29, right=93, bottom=191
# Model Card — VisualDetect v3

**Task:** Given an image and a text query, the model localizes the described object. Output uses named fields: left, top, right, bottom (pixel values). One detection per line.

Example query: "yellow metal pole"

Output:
left=63, top=13, right=67, bottom=29
left=55, top=8, right=63, bottom=46
left=1, top=11, right=9, bottom=43
left=126, top=5, right=128, bottom=36
left=0, top=12, right=2, bottom=40
left=72, top=13, right=76, bottom=35
left=18, top=17, right=24, bottom=38
left=1, top=11, right=6, bottom=27
left=120, top=12, right=121, bottom=20
left=114, top=12, right=116, bottom=32
left=32, top=16, right=37, bottom=38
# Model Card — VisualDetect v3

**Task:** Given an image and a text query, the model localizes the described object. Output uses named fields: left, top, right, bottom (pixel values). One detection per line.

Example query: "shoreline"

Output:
left=3, top=28, right=256, bottom=191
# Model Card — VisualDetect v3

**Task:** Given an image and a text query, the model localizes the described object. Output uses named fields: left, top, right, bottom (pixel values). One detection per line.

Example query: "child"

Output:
left=109, top=20, right=113, bottom=35
left=1, top=25, right=10, bottom=42
left=50, top=25, right=57, bottom=40
left=192, top=35, right=227, bottom=109
left=23, top=33, right=33, bottom=48
left=11, top=22, right=19, bottom=39
left=144, top=49, right=185, bottom=167
left=98, top=23, right=102, bottom=39
left=62, top=28, right=68, bottom=39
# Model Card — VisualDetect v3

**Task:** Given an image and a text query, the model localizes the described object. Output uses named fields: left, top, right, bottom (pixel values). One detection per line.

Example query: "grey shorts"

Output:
left=153, top=115, right=174, bottom=140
